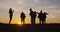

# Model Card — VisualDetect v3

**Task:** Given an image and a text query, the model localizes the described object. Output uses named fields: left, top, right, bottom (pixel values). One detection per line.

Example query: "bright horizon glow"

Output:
left=18, top=22, right=22, bottom=24
left=11, top=19, right=30, bottom=24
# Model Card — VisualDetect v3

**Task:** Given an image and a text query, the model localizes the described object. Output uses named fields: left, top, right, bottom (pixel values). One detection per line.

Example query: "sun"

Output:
left=18, top=22, right=23, bottom=25
left=18, top=22, right=21, bottom=24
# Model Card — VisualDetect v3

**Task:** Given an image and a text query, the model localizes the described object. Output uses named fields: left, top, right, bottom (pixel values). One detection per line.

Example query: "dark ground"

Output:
left=0, top=23, right=60, bottom=32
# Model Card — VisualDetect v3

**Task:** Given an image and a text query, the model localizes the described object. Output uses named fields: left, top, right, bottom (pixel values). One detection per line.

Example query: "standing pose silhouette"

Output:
left=38, top=10, right=48, bottom=24
left=43, top=12, right=48, bottom=24
left=9, top=8, right=14, bottom=24
left=29, top=8, right=37, bottom=24
left=20, top=12, right=26, bottom=24
left=38, top=10, right=43, bottom=24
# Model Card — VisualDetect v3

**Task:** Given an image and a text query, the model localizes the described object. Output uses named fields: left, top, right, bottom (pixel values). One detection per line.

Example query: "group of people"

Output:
left=29, top=8, right=48, bottom=24
left=9, top=8, right=48, bottom=24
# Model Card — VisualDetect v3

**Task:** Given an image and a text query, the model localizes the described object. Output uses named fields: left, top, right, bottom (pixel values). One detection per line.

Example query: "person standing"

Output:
left=29, top=8, right=37, bottom=24
left=38, top=10, right=43, bottom=24
left=29, top=8, right=34, bottom=24
left=9, top=8, right=14, bottom=24
left=43, top=12, right=48, bottom=24
left=20, top=12, right=26, bottom=24
left=33, top=11, right=37, bottom=24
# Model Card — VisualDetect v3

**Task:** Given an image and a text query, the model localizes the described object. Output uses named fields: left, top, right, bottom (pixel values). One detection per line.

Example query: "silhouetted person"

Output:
left=29, top=8, right=37, bottom=24
left=20, top=12, right=26, bottom=24
left=43, top=12, right=48, bottom=24
left=9, top=8, right=14, bottom=24
left=38, top=10, right=48, bottom=24
left=29, top=8, right=34, bottom=24
left=33, top=11, right=37, bottom=24
left=38, top=10, right=43, bottom=24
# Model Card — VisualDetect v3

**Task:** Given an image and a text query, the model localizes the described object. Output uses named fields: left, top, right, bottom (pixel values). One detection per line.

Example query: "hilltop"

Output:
left=0, top=23, right=60, bottom=32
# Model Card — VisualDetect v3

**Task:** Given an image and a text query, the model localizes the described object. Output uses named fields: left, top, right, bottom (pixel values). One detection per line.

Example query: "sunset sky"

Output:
left=0, top=0, right=60, bottom=24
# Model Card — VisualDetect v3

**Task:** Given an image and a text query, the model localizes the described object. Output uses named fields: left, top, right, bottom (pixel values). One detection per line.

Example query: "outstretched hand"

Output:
left=13, top=10, right=14, bottom=12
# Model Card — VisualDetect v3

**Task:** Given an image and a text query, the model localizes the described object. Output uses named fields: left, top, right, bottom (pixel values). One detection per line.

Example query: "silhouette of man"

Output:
left=29, top=8, right=37, bottom=24
left=43, top=12, right=48, bottom=24
left=29, top=8, right=34, bottom=24
left=9, top=8, right=14, bottom=24
left=38, top=10, right=43, bottom=24
left=33, top=11, right=37, bottom=24
left=20, top=12, right=26, bottom=24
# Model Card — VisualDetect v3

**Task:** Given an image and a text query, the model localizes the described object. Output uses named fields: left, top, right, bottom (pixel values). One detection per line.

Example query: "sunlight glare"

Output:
left=18, top=22, right=23, bottom=25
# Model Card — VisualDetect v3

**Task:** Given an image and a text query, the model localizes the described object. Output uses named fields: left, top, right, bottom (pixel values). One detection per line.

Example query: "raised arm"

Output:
left=36, top=12, right=40, bottom=14
left=13, top=10, right=14, bottom=12
left=46, top=13, right=49, bottom=15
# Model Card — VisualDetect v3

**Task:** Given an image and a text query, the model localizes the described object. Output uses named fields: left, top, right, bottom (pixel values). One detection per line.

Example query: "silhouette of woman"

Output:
left=9, top=8, right=14, bottom=24
left=20, top=12, right=26, bottom=24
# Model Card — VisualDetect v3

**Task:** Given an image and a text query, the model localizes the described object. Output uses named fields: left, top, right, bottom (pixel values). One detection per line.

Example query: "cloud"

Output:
left=0, top=0, right=60, bottom=23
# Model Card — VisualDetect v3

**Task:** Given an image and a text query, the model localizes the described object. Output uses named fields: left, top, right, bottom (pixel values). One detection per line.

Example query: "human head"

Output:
left=44, top=12, right=46, bottom=13
left=22, top=12, right=24, bottom=13
left=9, top=8, right=12, bottom=11
left=40, top=10, right=43, bottom=13
left=30, top=8, right=32, bottom=11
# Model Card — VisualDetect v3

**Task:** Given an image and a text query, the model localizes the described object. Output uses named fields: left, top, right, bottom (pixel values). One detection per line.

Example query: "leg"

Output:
left=23, top=20, right=25, bottom=24
left=39, top=19, right=41, bottom=24
left=41, top=20, right=43, bottom=24
left=44, top=19, right=46, bottom=24
left=21, top=18, right=23, bottom=24
left=42, top=20, right=44, bottom=24
left=32, top=18, right=35, bottom=25
left=9, top=15, right=12, bottom=24
left=23, top=18, right=25, bottom=24
left=31, top=18, right=33, bottom=24
left=33, top=18, right=35, bottom=24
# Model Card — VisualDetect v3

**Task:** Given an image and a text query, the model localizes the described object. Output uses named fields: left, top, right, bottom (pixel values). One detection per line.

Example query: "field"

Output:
left=0, top=23, right=60, bottom=32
